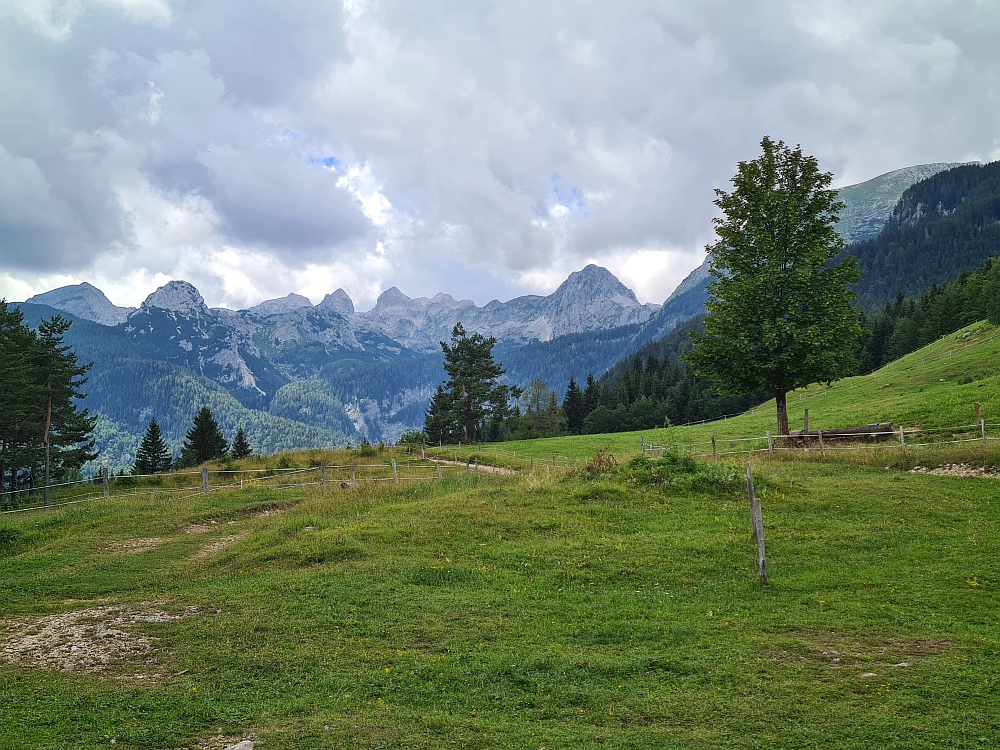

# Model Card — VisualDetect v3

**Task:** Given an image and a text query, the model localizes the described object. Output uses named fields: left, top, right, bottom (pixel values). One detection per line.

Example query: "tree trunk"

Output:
left=775, top=391, right=789, bottom=437
left=44, top=383, right=52, bottom=508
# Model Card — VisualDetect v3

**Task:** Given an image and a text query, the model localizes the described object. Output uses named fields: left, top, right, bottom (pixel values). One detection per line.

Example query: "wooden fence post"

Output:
left=641, top=436, right=645, bottom=455
left=351, top=463, right=356, bottom=487
left=102, top=467, right=109, bottom=499
left=436, top=462, right=442, bottom=479
left=975, top=402, right=983, bottom=423
left=392, top=459, right=399, bottom=485
left=465, top=457, right=470, bottom=475
left=711, top=436, right=717, bottom=461
left=421, top=447, right=425, bottom=459
left=321, top=462, right=326, bottom=493
left=746, top=462, right=767, bottom=585
left=818, top=429, right=825, bottom=459
left=803, top=409, right=809, bottom=433
left=899, top=426, right=907, bottom=458
left=202, top=467, right=209, bottom=495
left=766, top=431, right=773, bottom=454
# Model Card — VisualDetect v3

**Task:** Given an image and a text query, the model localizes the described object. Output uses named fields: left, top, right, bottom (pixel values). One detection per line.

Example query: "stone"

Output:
left=223, top=742, right=254, bottom=750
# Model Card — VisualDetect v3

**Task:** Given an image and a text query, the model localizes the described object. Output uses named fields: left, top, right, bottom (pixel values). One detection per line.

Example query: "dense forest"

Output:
left=848, top=161, right=1000, bottom=308
left=0, top=302, right=97, bottom=504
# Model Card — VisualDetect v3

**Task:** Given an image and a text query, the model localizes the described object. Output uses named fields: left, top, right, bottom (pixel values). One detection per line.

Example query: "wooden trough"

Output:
left=786, top=423, right=895, bottom=447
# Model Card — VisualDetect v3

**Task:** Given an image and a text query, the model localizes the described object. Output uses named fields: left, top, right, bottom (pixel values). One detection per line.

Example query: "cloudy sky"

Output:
left=1, top=0, right=998, bottom=310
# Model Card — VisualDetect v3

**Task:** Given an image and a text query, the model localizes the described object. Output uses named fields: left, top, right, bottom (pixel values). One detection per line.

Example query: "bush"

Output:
left=585, top=452, right=747, bottom=496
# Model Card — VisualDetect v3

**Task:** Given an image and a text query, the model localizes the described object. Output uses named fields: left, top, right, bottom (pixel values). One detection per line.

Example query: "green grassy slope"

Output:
left=1, top=456, right=999, bottom=747
left=491, top=321, right=1000, bottom=461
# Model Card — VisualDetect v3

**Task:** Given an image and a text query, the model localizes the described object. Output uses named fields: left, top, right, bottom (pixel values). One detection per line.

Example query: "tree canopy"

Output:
left=0, top=302, right=97, bottom=506
left=133, top=418, right=172, bottom=474
left=424, top=323, right=519, bottom=443
left=179, top=406, right=228, bottom=466
left=686, top=137, right=863, bottom=435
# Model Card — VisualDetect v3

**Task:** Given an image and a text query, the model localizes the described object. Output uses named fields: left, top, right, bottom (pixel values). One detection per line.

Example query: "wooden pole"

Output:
left=102, top=467, right=109, bottom=499
left=746, top=462, right=767, bottom=585
left=803, top=409, right=809, bottom=433
left=392, top=459, right=399, bottom=484
left=641, top=436, right=645, bottom=455
left=899, top=426, right=907, bottom=458
left=766, top=431, right=773, bottom=454
left=818, top=429, right=825, bottom=459
left=975, top=402, right=983, bottom=423
left=465, top=456, right=470, bottom=475
left=436, top=462, right=442, bottom=479
left=321, top=462, right=326, bottom=493
left=711, top=436, right=717, bottom=461
left=202, top=467, right=209, bottom=495
left=351, top=463, right=356, bottom=487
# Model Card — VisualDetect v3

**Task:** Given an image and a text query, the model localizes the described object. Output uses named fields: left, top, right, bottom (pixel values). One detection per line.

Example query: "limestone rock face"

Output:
left=25, top=282, right=135, bottom=325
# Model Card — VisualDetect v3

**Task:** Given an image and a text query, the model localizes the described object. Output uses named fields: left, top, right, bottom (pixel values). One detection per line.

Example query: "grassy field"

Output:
left=2, top=322, right=1000, bottom=748
left=478, top=321, right=1000, bottom=463
left=2, top=449, right=1000, bottom=748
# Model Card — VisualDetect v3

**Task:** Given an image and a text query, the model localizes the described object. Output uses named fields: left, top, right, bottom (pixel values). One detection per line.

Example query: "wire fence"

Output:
left=0, top=457, right=478, bottom=516
left=639, top=420, right=999, bottom=461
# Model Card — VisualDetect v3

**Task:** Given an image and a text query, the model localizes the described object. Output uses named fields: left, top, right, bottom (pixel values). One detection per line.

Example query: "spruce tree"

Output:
left=179, top=406, right=228, bottom=466
left=563, top=378, right=586, bottom=434
left=582, top=373, right=598, bottom=417
left=230, top=426, right=253, bottom=459
left=431, top=323, right=519, bottom=443
left=133, top=418, right=172, bottom=474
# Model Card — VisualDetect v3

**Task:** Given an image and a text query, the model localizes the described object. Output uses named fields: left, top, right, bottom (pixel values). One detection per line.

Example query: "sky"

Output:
left=0, top=0, right=998, bottom=311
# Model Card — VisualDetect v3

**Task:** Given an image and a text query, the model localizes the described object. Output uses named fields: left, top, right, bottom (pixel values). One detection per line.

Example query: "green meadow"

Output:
left=1, top=324, right=999, bottom=748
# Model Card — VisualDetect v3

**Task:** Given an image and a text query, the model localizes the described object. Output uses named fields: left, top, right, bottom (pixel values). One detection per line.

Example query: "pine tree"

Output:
left=179, top=406, right=228, bottom=466
left=430, top=323, right=519, bottom=443
left=582, top=373, right=598, bottom=417
left=686, top=137, right=863, bottom=435
left=563, top=378, right=586, bottom=434
left=424, top=386, right=458, bottom=444
left=230, top=426, right=253, bottom=459
left=133, top=418, right=172, bottom=474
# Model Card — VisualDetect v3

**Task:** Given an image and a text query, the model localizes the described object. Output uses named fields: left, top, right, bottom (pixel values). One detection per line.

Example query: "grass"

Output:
left=2, top=450, right=1000, bottom=748
left=468, top=320, right=1000, bottom=463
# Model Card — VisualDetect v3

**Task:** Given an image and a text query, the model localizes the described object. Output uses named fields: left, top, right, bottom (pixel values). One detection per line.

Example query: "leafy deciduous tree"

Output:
left=686, top=137, right=863, bottom=435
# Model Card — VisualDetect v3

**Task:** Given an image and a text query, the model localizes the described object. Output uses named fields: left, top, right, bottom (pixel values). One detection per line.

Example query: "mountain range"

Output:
left=15, top=160, right=981, bottom=470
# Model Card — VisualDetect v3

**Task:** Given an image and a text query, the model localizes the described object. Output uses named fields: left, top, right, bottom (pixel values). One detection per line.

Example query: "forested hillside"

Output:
left=849, top=161, right=1000, bottom=307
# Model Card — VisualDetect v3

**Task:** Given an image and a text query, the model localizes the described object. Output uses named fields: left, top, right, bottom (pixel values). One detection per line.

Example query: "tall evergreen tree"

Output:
left=230, top=426, right=253, bottom=460
left=563, top=378, right=586, bottom=434
left=179, top=406, right=228, bottom=466
left=133, top=418, right=172, bottom=474
left=429, top=323, right=519, bottom=443
left=0, top=304, right=97, bottom=505
left=686, top=137, right=863, bottom=435
left=582, top=373, right=598, bottom=417
left=424, top=385, right=458, bottom=445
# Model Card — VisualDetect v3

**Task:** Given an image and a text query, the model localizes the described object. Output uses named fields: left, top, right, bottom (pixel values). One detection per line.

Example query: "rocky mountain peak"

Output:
left=25, top=281, right=135, bottom=326
left=140, top=280, right=209, bottom=315
left=372, top=286, right=412, bottom=311
left=317, top=288, right=355, bottom=317
left=248, top=293, right=313, bottom=316
left=554, top=264, right=640, bottom=307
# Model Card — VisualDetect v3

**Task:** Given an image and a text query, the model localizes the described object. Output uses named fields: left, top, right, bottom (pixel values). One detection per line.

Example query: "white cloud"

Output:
left=1, top=0, right=999, bottom=311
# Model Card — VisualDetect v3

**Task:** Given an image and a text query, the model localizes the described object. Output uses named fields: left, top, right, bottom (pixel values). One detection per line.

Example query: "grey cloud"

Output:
left=1, top=0, right=999, bottom=305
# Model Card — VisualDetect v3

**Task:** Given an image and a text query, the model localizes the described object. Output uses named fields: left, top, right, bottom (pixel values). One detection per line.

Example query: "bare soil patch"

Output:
left=773, top=631, right=952, bottom=676
left=910, top=463, right=1000, bottom=478
left=0, top=604, right=190, bottom=677
left=194, top=533, right=248, bottom=559
left=101, top=537, right=166, bottom=554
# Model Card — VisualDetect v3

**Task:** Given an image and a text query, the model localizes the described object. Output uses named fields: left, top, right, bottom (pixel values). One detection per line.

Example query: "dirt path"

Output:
left=426, top=457, right=517, bottom=476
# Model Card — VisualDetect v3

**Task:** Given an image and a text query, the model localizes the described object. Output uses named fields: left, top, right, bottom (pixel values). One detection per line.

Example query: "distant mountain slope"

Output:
left=25, top=281, right=135, bottom=325
left=848, top=160, right=1000, bottom=308
left=836, top=163, right=968, bottom=244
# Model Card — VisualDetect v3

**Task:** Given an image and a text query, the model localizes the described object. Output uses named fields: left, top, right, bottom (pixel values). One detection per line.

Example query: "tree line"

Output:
left=0, top=302, right=96, bottom=505
left=132, top=408, right=254, bottom=474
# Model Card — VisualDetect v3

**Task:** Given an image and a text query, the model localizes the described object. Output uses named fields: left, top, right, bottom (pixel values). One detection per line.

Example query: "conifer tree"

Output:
left=179, top=406, right=228, bottom=466
left=563, top=378, right=586, bottom=434
left=230, top=426, right=253, bottom=460
left=582, top=373, right=598, bottom=417
left=133, top=418, right=172, bottom=474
